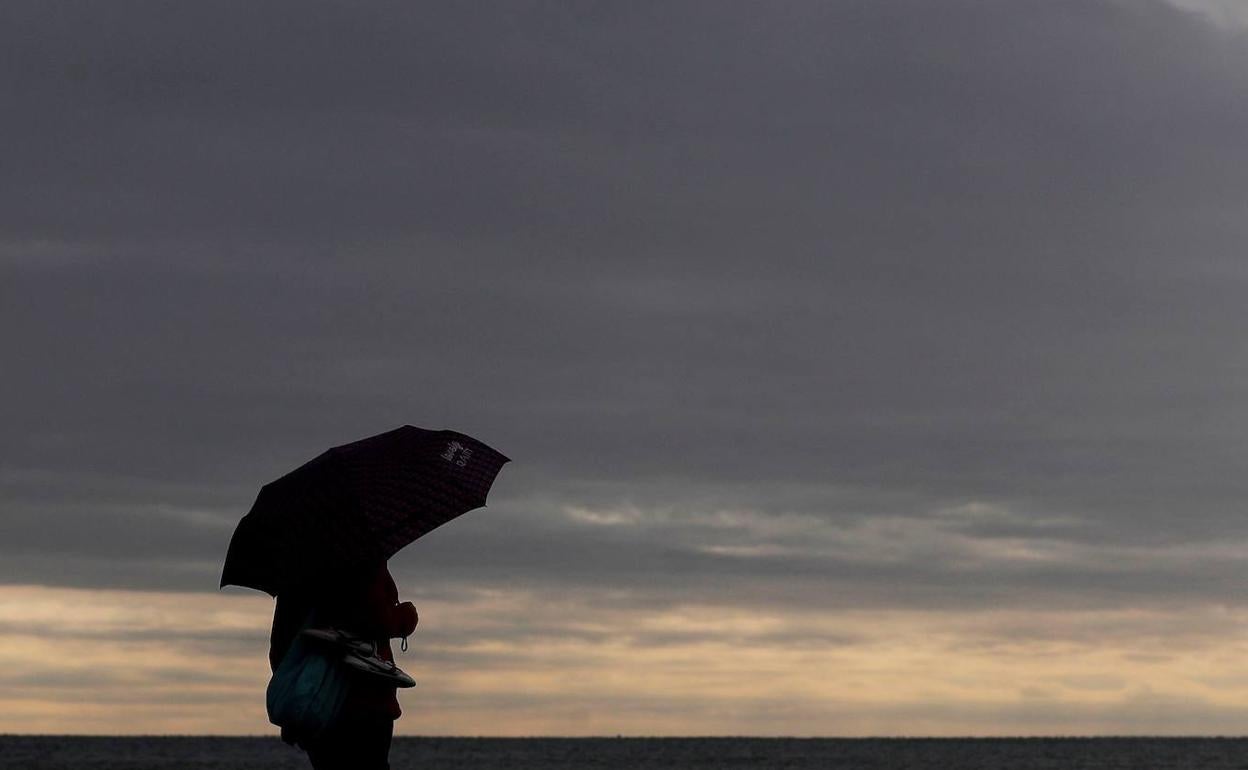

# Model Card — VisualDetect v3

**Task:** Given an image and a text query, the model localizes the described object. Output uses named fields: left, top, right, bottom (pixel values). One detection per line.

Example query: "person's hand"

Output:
left=395, top=601, right=418, bottom=637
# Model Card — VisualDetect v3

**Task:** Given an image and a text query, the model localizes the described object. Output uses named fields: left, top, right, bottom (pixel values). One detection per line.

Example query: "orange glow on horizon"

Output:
left=3, top=585, right=1248, bottom=736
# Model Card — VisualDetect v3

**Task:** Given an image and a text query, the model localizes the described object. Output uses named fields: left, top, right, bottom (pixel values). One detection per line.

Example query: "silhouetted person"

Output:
left=270, top=562, right=418, bottom=770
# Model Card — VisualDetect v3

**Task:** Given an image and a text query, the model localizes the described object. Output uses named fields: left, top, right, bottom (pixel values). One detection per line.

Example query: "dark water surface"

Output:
left=3, top=736, right=1247, bottom=769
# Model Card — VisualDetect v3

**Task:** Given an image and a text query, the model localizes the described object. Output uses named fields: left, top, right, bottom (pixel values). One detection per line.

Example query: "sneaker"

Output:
left=342, top=649, right=417, bottom=688
left=301, top=627, right=375, bottom=657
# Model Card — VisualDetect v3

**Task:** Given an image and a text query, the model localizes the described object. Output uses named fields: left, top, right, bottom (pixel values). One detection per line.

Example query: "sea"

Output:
left=2, top=736, right=1247, bottom=769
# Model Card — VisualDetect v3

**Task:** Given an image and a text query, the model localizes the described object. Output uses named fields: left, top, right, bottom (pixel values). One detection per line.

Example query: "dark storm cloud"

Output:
left=4, top=1, right=1248, bottom=610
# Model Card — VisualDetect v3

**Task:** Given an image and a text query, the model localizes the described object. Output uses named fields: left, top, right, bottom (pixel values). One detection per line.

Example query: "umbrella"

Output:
left=221, top=425, right=509, bottom=596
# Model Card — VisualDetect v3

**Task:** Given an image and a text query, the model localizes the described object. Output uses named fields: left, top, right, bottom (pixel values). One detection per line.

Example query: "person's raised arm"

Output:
left=333, top=563, right=417, bottom=640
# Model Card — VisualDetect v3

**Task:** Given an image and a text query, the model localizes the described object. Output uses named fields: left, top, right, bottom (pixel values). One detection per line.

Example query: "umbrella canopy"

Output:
left=221, top=425, right=509, bottom=596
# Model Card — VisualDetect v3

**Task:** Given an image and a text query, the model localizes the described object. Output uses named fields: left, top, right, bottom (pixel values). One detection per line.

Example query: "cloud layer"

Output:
left=4, top=0, right=1248, bottom=734
left=6, top=585, right=1248, bottom=735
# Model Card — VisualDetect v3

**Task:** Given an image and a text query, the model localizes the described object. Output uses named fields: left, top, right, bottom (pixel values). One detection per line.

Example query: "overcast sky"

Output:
left=4, top=0, right=1248, bottom=736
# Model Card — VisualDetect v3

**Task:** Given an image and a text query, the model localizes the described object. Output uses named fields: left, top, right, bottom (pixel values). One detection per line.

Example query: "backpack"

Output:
left=266, top=610, right=352, bottom=739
